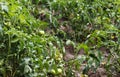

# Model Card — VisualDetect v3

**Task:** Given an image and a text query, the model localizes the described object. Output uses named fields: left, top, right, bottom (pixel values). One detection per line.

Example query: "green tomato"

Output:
left=57, top=68, right=62, bottom=74
left=39, top=30, right=45, bottom=35
left=51, top=69, right=56, bottom=74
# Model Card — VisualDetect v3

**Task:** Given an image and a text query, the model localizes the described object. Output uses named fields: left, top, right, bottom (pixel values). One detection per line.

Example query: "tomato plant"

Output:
left=0, top=0, right=120, bottom=77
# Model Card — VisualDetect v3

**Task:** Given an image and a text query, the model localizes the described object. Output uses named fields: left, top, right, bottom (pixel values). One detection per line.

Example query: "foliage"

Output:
left=0, top=0, right=120, bottom=77
left=0, top=0, right=64, bottom=77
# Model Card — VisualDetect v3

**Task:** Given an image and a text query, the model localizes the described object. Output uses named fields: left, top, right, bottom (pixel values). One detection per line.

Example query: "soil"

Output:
left=63, top=45, right=108, bottom=77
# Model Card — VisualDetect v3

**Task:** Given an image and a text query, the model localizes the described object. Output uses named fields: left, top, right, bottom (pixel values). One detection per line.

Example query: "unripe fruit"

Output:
left=39, top=30, right=45, bottom=35
left=57, top=68, right=62, bottom=74
left=51, top=69, right=56, bottom=74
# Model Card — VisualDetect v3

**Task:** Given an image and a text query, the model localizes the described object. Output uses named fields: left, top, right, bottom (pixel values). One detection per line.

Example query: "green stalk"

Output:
left=8, top=34, right=11, bottom=53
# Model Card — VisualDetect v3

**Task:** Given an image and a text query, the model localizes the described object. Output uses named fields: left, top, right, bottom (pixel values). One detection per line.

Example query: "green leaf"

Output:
left=0, top=25, right=2, bottom=32
left=0, top=59, right=4, bottom=66
left=89, top=53, right=100, bottom=62
left=77, top=43, right=89, bottom=55
left=1, top=3, right=8, bottom=12
left=34, top=0, right=40, bottom=4
left=24, top=65, right=32, bottom=74
left=66, top=40, right=75, bottom=47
